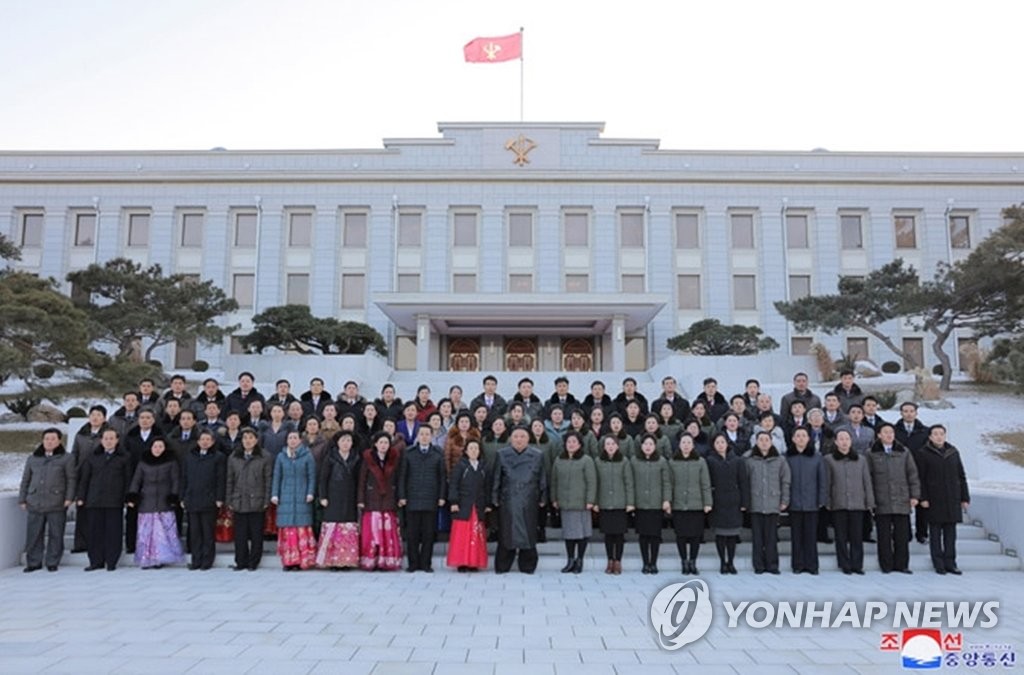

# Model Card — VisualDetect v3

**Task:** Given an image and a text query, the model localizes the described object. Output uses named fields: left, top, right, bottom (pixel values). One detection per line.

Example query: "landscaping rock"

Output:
left=855, top=360, right=882, bottom=377
left=26, top=403, right=66, bottom=423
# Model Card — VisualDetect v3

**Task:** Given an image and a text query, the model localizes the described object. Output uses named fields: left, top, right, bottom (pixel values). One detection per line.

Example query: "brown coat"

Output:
left=357, top=447, right=404, bottom=512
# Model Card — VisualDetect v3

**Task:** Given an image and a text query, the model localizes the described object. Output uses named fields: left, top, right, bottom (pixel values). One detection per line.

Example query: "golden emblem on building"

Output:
left=505, top=134, right=537, bottom=166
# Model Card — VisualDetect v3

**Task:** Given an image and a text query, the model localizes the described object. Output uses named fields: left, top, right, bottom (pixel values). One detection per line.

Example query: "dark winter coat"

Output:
left=706, top=450, right=749, bottom=530
left=319, top=448, right=361, bottom=522
left=550, top=452, right=597, bottom=510
left=581, top=393, right=614, bottom=417
left=917, top=441, right=970, bottom=524
left=447, top=457, right=490, bottom=521
left=165, top=425, right=199, bottom=466
left=189, top=390, right=226, bottom=418
left=511, top=392, right=544, bottom=420
left=72, top=423, right=106, bottom=473
left=668, top=452, right=713, bottom=512
left=651, top=395, right=691, bottom=427
left=491, top=445, right=547, bottom=549
left=832, top=383, right=864, bottom=413
left=895, top=419, right=930, bottom=453
left=785, top=446, right=827, bottom=512
left=780, top=389, right=823, bottom=418
left=19, top=444, right=75, bottom=512
left=224, top=386, right=266, bottom=418
left=271, top=445, right=316, bottom=527
left=595, top=451, right=635, bottom=509
left=399, top=444, right=446, bottom=511
left=745, top=447, right=791, bottom=514
left=182, top=447, right=226, bottom=512
left=867, top=440, right=921, bottom=515
left=693, top=391, right=729, bottom=422
left=127, top=448, right=180, bottom=513
left=543, top=393, right=580, bottom=418
left=358, top=447, right=403, bottom=513
left=226, top=447, right=273, bottom=514
left=258, top=421, right=293, bottom=461
left=120, top=425, right=164, bottom=475
left=77, top=447, right=132, bottom=508
left=470, top=392, right=508, bottom=417
left=335, top=395, right=368, bottom=423
left=824, top=448, right=875, bottom=511
left=107, top=410, right=139, bottom=439
left=372, top=397, right=404, bottom=422
left=613, top=392, right=649, bottom=417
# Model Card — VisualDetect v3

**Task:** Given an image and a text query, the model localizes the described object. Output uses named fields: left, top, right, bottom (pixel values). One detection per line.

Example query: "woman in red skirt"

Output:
left=446, top=439, right=490, bottom=572
left=357, top=432, right=403, bottom=571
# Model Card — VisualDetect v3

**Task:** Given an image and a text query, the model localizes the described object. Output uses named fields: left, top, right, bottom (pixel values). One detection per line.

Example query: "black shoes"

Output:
left=23, top=566, right=41, bottom=573
left=727, top=562, right=737, bottom=574
left=719, top=562, right=728, bottom=574
left=935, top=568, right=947, bottom=575
left=560, top=559, right=575, bottom=574
left=571, top=559, right=583, bottom=574
left=84, top=564, right=102, bottom=571
left=47, top=566, right=58, bottom=572
left=948, top=567, right=962, bottom=575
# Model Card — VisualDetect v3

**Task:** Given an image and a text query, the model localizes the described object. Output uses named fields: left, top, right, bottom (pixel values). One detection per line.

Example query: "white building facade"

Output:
left=1, top=121, right=1020, bottom=375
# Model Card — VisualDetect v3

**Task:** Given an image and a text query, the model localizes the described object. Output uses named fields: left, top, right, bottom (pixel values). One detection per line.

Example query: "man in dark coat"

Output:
left=693, top=377, right=730, bottom=423
left=182, top=430, right=226, bottom=570
left=372, top=383, right=404, bottom=422
left=917, top=425, right=970, bottom=575
left=832, top=370, right=864, bottom=413
left=301, top=377, right=333, bottom=419
left=19, top=428, right=76, bottom=572
left=335, top=380, right=369, bottom=425
left=224, top=371, right=265, bottom=418
left=895, top=401, right=931, bottom=543
left=491, top=426, right=547, bottom=574
left=398, top=426, right=446, bottom=572
left=581, top=380, right=614, bottom=417
left=543, top=376, right=580, bottom=419
left=266, top=379, right=298, bottom=410
left=511, top=377, right=544, bottom=421
left=76, top=428, right=132, bottom=571
left=107, top=392, right=141, bottom=438
left=190, top=378, right=227, bottom=419
left=613, top=377, right=649, bottom=417
left=471, top=375, right=508, bottom=418
left=156, top=374, right=193, bottom=418
left=137, top=378, right=161, bottom=409
left=71, top=405, right=108, bottom=553
left=651, top=376, right=690, bottom=423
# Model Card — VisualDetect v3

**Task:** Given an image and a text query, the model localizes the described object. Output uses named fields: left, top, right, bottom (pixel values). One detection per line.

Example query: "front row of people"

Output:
left=19, top=419, right=969, bottom=575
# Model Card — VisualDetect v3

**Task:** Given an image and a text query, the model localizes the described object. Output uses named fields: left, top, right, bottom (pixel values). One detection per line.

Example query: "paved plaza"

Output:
left=1, top=545, right=1021, bottom=675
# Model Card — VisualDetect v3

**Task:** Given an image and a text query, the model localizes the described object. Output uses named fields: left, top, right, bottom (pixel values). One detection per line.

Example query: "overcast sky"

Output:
left=1, top=0, right=1020, bottom=153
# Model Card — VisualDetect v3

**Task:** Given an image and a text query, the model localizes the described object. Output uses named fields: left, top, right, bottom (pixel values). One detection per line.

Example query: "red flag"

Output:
left=463, top=33, right=522, bottom=63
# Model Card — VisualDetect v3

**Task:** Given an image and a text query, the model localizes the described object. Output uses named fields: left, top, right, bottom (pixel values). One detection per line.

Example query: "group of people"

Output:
left=18, top=369, right=970, bottom=576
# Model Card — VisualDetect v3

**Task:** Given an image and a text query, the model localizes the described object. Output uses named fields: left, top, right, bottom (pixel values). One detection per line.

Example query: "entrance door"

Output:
left=448, top=338, right=481, bottom=372
left=505, top=338, right=537, bottom=371
left=561, top=338, right=594, bottom=372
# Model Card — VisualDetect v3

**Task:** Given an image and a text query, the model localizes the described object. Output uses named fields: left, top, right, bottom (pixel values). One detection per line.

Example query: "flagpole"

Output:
left=519, top=26, right=524, bottom=122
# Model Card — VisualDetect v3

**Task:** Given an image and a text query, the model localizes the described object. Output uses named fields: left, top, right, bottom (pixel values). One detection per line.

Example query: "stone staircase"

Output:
left=49, top=516, right=1020, bottom=573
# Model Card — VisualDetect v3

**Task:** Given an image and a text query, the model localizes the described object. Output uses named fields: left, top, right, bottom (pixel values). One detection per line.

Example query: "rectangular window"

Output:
left=397, top=273, right=420, bottom=292
left=508, top=213, right=533, bottom=247
left=564, top=213, right=589, bottom=247
left=565, top=274, right=589, bottom=293
left=180, top=213, right=203, bottom=248
left=175, top=338, right=197, bottom=369
left=621, top=274, right=645, bottom=293
left=70, top=281, right=88, bottom=304
left=791, top=337, right=813, bottom=356
left=127, top=213, right=150, bottom=247
left=453, top=212, right=477, bottom=247
left=452, top=274, right=477, bottom=294
left=19, top=213, right=43, bottom=248
left=286, top=273, right=310, bottom=305
left=894, top=215, right=917, bottom=249
left=341, top=273, right=366, bottom=308
left=840, top=214, right=863, bottom=249
left=789, top=274, right=811, bottom=301
left=675, top=213, right=700, bottom=249
left=903, top=337, right=924, bottom=371
left=950, top=215, right=971, bottom=249
left=620, top=212, right=644, bottom=248
left=786, top=214, right=809, bottom=249
left=289, top=213, right=312, bottom=247
left=74, top=213, right=96, bottom=247
left=730, top=213, right=755, bottom=249
left=398, top=212, right=422, bottom=247
left=343, top=212, right=368, bottom=248
left=229, top=336, right=247, bottom=355
left=232, top=273, right=255, bottom=308
left=677, top=274, right=701, bottom=310
left=846, top=337, right=869, bottom=361
left=234, top=212, right=257, bottom=247
left=733, top=274, right=757, bottom=310
left=509, top=274, right=533, bottom=292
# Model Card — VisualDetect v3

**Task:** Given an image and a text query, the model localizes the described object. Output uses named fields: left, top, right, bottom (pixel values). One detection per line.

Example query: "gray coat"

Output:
left=668, top=454, right=713, bottom=512
left=226, top=448, right=273, bottom=514
left=550, top=453, right=597, bottom=510
left=19, top=444, right=76, bottom=512
left=630, top=454, right=672, bottom=509
left=824, top=449, right=875, bottom=511
left=127, top=449, right=180, bottom=513
left=836, top=423, right=875, bottom=454
left=867, top=440, right=921, bottom=515
left=491, top=445, right=547, bottom=549
left=745, top=447, right=791, bottom=514
left=595, top=452, right=635, bottom=510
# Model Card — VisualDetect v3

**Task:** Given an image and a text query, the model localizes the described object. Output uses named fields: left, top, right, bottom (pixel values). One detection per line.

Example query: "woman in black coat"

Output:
left=316, top=430, right=362, bottom=570
left=446, top=439, right=491, bottom=572
left=126, top=438, right=185, bottom=569
left=917, top=425, right=970, bottom=575
left=706, top=433, right=748, bottom=574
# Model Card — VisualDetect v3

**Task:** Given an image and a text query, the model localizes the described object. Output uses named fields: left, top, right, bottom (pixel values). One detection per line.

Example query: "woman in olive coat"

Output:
left=550, top=431, right=597, bottom=573
left=669, top=434, right=713, bottom=574
left=636, top=414, right=673, bottom=459
left=316, top=430, right=362, bottom=570
left=631, top=433, right=672, bottom=574
left=594, top=435, right=635, bottom=574
left=706, top=433, right=748, bottom=574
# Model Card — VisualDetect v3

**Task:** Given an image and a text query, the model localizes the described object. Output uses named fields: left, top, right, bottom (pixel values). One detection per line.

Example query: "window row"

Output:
left=11, top=207, right=975, bottom=252
left=674, top=273, right=813, bottom=311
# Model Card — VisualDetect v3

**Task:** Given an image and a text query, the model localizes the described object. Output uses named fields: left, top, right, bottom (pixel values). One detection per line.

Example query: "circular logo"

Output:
left=649, top=579, right=714, bottom=650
